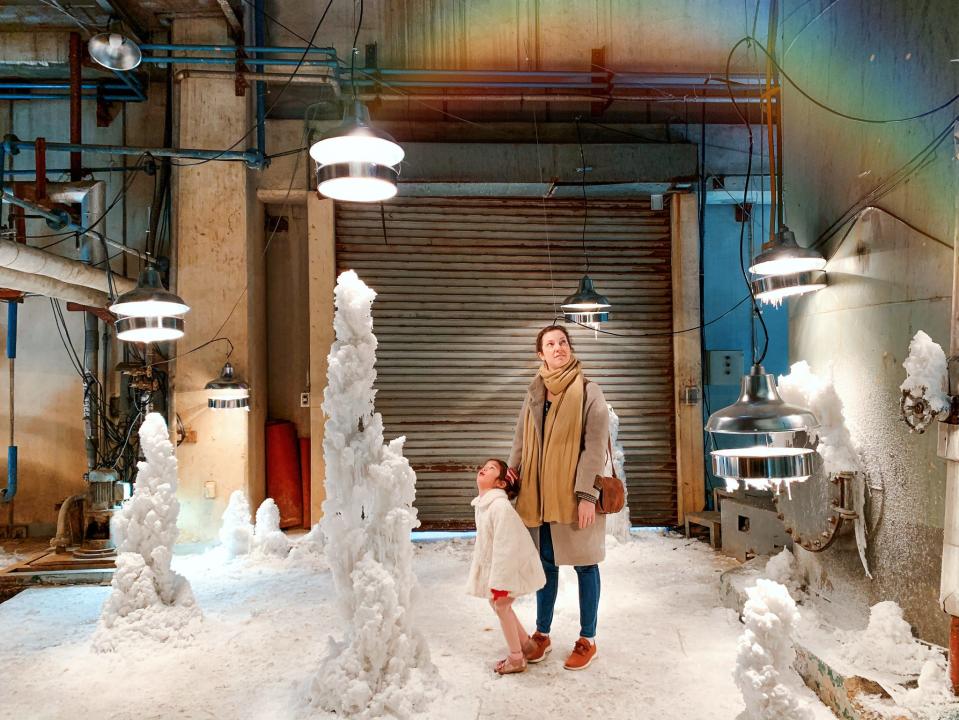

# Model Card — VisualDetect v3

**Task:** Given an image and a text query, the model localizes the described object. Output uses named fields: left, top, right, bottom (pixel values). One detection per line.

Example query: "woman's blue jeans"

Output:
left=535, top=523, right=600, bottom=639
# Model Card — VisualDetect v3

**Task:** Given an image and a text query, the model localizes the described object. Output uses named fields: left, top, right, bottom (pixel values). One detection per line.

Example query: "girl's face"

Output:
left=476, top=460, right=504, bottom=493
left=538, top=329, right=571, bottom=371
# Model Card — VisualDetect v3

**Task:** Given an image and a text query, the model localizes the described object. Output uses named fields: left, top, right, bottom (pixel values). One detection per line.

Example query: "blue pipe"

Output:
left=2, top=302, right=16, bottom=503
left=140, top=43, right=336, bottom=55
left=109, top=70, right=146, bottom=102
left=347, top=80, right=607, bottom=89
left=4, top=138, right=260, bottom=167
left=2, top=166, right=146, bottom=176
left=254, top=0, right=267, bottom=169
left=140, top=56, right=337, bottom=67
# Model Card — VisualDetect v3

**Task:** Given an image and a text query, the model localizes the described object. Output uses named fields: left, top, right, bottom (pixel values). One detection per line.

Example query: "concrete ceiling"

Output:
left=0, top=0, right=242, bottom=33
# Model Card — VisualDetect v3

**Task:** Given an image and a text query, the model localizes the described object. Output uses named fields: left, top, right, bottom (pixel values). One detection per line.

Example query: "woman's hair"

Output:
left=485, top=458, right=518, bottom=500
left=535, top=324, right=574, bottom=354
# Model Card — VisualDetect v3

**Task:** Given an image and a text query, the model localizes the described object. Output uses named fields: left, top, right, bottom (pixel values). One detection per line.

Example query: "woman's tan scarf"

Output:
left=515, top=356, right=585, bottom=527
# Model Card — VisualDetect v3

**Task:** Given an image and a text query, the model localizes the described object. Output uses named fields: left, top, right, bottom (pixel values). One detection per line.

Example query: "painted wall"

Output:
left=701, top=202, right=789, bottom=499
left=0, top=76, right=163, bottom=534
left=782, top=0, right=958, bottom=645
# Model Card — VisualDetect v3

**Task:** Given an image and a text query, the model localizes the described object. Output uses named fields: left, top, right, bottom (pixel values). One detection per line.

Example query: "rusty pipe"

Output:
left=952, top=616, right=959, bottom=694
left=69, top=33, right=82, bottom=182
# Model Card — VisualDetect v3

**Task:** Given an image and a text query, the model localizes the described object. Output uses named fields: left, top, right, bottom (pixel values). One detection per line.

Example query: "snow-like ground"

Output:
left=0, top=531, right=835, bottom=720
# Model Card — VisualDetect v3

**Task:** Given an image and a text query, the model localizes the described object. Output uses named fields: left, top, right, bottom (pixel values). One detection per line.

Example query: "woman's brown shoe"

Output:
left=563, top=638, right=597, bottom=671
left=523, top=631, right=552, bottom=663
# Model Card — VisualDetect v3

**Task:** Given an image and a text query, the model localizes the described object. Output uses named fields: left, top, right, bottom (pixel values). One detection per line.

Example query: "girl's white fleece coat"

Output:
left=466, top=489, right=547, bottom=599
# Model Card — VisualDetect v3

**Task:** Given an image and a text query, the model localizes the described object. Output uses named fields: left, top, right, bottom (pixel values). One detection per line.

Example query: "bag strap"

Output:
left=606, top=436, right=617, bottom=480
left=583, top=377, right=617, bottom=480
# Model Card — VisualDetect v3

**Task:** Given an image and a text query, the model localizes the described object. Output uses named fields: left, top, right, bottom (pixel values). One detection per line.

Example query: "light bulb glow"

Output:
left=561, top=301, right=612, bottom=311
left=756, top=282, right=827, bottom=305
left=116, top=326, right=184, bottom=343
left=317, top=176, right=398, bottom=202
left=310, top=134, right=404, bottom=167
left=109, top=298, right=190, bottom=318
left=750, top=256, right=827, bottom=275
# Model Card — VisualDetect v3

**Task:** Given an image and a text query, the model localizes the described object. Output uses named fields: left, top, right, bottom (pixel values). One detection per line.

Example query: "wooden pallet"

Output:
left=684, top=510, right=722, bottom=549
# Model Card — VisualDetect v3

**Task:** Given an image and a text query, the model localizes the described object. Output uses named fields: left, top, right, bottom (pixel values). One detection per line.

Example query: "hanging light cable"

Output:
left=562, top=118, right=612, bottom=325
left=309, top=0, right=403, bottom=203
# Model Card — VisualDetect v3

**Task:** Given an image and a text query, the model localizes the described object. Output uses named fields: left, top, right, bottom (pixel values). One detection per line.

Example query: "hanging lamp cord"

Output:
left=350, top=0, right=364, bottom=103
left=574, top=116, right=590, bottom=274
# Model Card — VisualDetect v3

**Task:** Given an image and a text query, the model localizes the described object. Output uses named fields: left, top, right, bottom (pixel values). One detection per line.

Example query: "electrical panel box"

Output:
left=707, top=350, right=744, bottom=385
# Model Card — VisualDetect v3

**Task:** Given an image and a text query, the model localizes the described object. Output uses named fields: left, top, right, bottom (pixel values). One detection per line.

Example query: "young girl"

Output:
left=466, top=458, right=547, bottom=675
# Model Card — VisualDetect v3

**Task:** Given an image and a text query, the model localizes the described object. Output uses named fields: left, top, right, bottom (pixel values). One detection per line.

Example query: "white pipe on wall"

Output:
left=0, top=265, right=109, bottom=306
left=0, top=239, right=134, bottom=295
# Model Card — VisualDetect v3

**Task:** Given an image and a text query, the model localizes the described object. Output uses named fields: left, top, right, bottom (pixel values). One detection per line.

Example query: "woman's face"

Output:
left=476, top=460, right=504, bottom=493
left=538, top=329, right=571, bottom=371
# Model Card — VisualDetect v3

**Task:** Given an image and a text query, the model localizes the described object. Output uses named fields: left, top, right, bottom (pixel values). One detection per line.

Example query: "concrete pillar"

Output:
left=172, top=17, right=266, bottom=541
left=307, top=194, right=335, bottom=526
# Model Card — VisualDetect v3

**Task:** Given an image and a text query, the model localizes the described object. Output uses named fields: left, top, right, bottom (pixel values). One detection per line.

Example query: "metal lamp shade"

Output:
left=752, top=270, right=827, bottom=305
left=711, top=446, right=818, bottom=485
left=110, top=267, right=190, bottom=319
left=310, top=101, right=403, bottom=203
left=705, top=364, right=819, bottom=435
left=115, top=316, right=184, bottom=343
left=205, top=362, right=250, bottom=410
left=88, top=33, right=142, bottom=71
left=561, top=275, right=611, bottom=323
left=749, top=227, right=827, bottom=276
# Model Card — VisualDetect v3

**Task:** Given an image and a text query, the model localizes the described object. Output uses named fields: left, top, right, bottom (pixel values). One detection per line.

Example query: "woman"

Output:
left=507, top=324, right=609, bottom=671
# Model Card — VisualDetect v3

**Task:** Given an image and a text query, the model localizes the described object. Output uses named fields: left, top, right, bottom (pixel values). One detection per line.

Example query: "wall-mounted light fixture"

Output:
left=110, top=267, right=189, bottom=343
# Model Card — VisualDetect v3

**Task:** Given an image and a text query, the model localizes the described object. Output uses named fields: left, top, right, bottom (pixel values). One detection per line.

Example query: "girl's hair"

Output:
left=486, top=458, right=518, bottom=500
left=535, top=324, right=574, bottom=354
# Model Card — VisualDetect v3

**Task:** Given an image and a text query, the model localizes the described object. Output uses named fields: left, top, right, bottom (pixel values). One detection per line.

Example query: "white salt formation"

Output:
left=777, top=361, right=860, bottom=475
left=309, top=270, right=434, bottom=719
left=840, top=601, right=934, bottom=674
left=94, top=413, right=200, bottom=651
left=735, top=579, right=814, bottom=720
left=901, top=330, right=949, bottom=419
left=253, top=498, right=292, bottom=558
left=605, top=404, right=631, bottom=542
left=219, top=489, right=254, bottom=558
left=763, top=549, right=803, bottom=600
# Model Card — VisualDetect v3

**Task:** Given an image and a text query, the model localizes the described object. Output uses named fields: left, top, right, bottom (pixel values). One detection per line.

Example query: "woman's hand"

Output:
left=506, top=466, right=519, bottom=483
left=578, top=499, right=596, bottom=530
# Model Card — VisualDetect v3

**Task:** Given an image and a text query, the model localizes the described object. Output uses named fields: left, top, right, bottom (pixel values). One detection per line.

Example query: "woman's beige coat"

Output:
left=508, top=376, right=610, bottom=566
left=466, top=489, right=548, bottom=598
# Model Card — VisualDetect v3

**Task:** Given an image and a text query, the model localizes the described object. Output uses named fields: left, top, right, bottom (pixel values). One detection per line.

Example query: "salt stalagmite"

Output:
left=94, top=413, right=200, bottom=651
left=309, top=270, right=435, bottom=719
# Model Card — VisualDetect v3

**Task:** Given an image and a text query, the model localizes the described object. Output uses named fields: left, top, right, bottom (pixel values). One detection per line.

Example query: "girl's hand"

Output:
left=578, top=499, right=596, bottom=530
left=506, top=466, right=519, bottom=483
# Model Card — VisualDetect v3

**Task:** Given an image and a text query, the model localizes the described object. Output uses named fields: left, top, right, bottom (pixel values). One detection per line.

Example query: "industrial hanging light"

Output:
left=752, top=269, right=828, bottom=305
left=88, top=33, right=142, bottom=72
left=749, top=226, right=827, bottom=276
left=205, top=362, right=250, bottom=411
left=561, top=275, right=611, bottom=324
left=706, top=364, right=820, bottom=487
left=110, top=266, right=189, bottom=343
left=309, top=100, right=404, bottom=203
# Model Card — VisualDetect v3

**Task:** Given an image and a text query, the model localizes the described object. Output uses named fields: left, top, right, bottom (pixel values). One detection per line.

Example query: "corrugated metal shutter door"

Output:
left=335, top=197, right=676, bottom=528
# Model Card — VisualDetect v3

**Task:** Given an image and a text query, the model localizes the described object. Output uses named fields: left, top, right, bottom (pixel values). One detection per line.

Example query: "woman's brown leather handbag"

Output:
left=593, top=439, right=626, bottom=514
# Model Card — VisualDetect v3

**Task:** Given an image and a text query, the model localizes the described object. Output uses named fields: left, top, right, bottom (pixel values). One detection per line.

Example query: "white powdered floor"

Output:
left=0, top=530, right=834, bottom=719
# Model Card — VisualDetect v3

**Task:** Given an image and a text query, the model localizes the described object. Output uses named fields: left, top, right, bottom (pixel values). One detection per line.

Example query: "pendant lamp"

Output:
left=705, top=364, right=820, bottom=487
left=749, top=226, right=826, bottom=276
left=88, top=33, right=142, bottom=71
left=110, top=267, right=189, bottom=343
left=752, top=269, right=828, bottom=305
left=561, top=275, right=611, bottom=324
left=204, top=362, right=250, bottom=410
left=310, top=100, right=404, bottom=202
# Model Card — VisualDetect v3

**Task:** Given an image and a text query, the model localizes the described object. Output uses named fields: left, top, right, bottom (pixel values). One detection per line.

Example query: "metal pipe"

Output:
left=0, top=189, right=144, bottom=261
left=140, top=56, right=337, bottom=67
left=77, top=184, right=105, bottom=472
left=254, top=0, right=267, bottom=165
left=356, top=92, right=766, bottom=104
left=2, top=166, right=146, bottom=176
left=173, top=68, right=339, bottom=88
left=0, top=82, right=137, bottom=90
left=109, top=70, right=146, bottom=102
left=1, top=301, right=16, bottom=503
left=3, top=137, right=260, bottom=168
left=0, top=93, right=141, bottom=102
left=50, top=493, right=86, bottom=552
left=140, top=43, right=336, bottom=55
left=69, top=32, right=81, bottom=182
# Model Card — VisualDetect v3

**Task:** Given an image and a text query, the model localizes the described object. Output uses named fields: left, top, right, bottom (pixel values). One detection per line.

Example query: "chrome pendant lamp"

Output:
left=561, top=275, right=611, bottom=324
left=310, top=100, right=404, bottom=202
left=110, top=266, right=189, bottom=343
left=749, top=226, right=826, bottom=276
left=204, top=362, right=250, bottom=411
left=88, top=33, right=142, bottom=71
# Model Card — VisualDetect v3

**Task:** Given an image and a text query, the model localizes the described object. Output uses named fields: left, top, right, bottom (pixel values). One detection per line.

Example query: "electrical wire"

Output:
left=727, top=36, right=959, bottom=123
left=350, top=0, right=364, bottom=102
left=169, top=0, right=337, bottom=168
left=560, top=294, right=751, bottom=338
left=573, top=116, right=590, bottom=274
left=532, top=108, right=558, bottom=316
